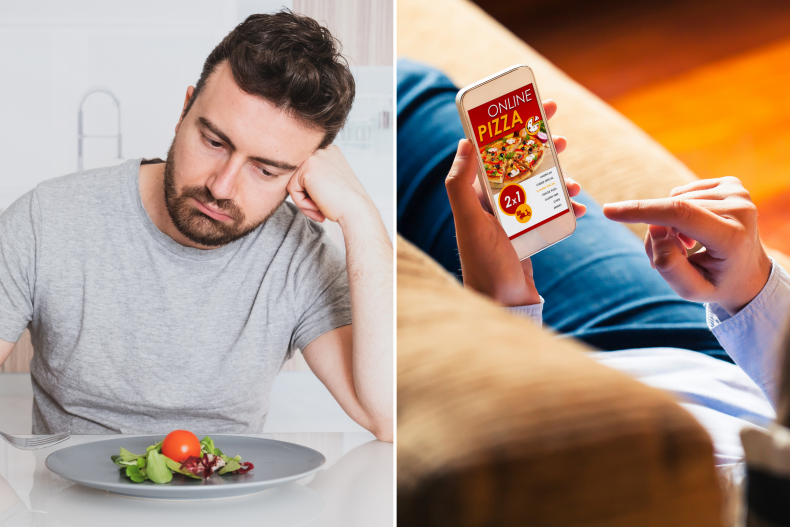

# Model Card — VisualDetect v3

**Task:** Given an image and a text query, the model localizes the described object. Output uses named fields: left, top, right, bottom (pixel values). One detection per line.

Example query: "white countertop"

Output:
left=0, top=374, right=393, bottom=526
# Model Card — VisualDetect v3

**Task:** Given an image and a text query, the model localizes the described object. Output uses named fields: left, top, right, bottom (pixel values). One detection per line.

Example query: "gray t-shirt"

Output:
left=0, top=159, right=351, bottom=434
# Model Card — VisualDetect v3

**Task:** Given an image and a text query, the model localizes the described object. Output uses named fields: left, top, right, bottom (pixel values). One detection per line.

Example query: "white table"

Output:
left=0, top=374, right=393, bottom=526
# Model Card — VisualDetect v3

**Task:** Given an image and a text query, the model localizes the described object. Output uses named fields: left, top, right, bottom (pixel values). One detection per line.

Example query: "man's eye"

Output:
left=259, top=167, right=275, bottom=178
left=205, top=136, right=223, bottom=148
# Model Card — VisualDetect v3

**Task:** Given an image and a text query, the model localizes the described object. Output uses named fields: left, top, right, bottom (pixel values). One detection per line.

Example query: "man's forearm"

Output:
left=338, top=202, right=394, bottom=441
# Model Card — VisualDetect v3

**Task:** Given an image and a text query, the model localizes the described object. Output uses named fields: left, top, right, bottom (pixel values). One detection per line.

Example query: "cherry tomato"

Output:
left=162, top=430, right=201, bottom=462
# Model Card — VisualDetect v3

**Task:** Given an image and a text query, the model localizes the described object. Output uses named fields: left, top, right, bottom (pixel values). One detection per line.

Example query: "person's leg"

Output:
left=397, top=61, right=462, bottom=276
left=531, top=190, right=726, bottom=358
left=396, top=60, right=728, bottom=361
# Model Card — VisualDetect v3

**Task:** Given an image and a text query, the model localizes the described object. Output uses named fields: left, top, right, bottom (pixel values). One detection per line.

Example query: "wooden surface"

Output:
left=760, top=192, right=790, bottom=259
left=609, top=37, right=790, bottom=207
left=294, top=0, right=393, bottom=66
left=473, top=0, right=790, bottom=101
left=397, top=235, right=723, bottom=526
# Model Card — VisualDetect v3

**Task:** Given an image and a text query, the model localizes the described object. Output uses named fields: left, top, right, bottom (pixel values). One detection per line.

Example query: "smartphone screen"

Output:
left=466, top=83, right=571, bottom=241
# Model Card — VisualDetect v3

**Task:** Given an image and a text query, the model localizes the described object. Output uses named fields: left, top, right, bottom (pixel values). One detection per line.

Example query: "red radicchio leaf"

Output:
left=233, top=462, right=254, bottom=474
left=180, top=455, right=223, bottom=479
left=179, top=456, right=207, bottom=478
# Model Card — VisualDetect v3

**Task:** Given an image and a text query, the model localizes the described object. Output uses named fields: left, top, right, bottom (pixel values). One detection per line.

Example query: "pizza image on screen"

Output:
left=481, top=139, right=509, bottom=186
left=479, top=125, right=545, bottom=190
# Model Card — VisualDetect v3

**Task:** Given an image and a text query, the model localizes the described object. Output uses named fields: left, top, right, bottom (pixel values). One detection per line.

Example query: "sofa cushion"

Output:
left=397, top=235, right=724, bottom=525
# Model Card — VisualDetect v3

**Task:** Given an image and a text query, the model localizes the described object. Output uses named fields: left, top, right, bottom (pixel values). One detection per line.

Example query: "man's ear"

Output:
left=176, top=86, right=196, bottom=134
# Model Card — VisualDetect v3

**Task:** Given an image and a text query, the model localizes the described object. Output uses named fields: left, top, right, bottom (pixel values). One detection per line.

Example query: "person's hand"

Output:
left=287, top=145, right=376, bottom=225
left=445, top=99, right=587, bottom=306
left=603, top=177, right=772, bottom=315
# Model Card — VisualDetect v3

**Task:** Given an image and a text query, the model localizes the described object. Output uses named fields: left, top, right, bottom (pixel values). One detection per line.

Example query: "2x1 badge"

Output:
left=498, top=183, right=532, bottom=224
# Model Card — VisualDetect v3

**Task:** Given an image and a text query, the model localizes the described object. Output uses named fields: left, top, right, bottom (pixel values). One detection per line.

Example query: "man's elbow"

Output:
left=368, top=417, right=394, bottom=443
left=372, top=427, right=393, bottom=443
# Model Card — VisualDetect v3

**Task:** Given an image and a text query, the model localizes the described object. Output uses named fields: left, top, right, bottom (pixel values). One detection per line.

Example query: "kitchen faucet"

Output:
left=77, top=87, right=122, bottom=172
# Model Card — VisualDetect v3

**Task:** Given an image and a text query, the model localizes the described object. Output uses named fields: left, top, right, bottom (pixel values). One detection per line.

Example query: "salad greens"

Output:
left=111, top=436, right=254, bottom=484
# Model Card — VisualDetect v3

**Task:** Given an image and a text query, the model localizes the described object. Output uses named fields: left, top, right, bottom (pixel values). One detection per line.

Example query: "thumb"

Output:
left=648, top=225, right=713, bottom=299
left=445, top=139, right=487, bottom=225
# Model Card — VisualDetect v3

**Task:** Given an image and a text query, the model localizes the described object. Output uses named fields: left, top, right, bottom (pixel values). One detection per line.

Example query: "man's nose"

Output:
left=205, top=156, right=243, bottom=201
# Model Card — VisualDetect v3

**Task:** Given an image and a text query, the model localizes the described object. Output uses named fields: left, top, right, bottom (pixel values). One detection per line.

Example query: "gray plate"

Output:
left=45, top=435, right=326, bottom=500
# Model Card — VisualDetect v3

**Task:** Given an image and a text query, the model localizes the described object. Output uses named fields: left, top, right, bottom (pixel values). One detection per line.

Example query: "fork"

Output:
left=0, top=430, right=70, bottom=450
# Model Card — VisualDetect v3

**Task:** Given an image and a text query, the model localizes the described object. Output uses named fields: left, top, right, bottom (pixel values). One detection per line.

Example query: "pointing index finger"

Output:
left=603, top=198, right=731, bottom=253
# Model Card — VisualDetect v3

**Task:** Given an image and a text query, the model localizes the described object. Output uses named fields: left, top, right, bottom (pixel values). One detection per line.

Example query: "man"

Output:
left=0, top=12, right=392, bottom=441
left=397, top=60, right=789, bottom=463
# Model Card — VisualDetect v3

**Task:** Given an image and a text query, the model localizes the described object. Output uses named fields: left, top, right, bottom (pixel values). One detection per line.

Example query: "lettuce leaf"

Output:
left=112, top=436, right=250, bottom=483
left=125, top=465, right=146, bottom=483
left=145, top=450, right=173, bottom=484
left=164, top=456, right=202, bottom=479
left=200, top=436, right=216, bottom=456
left=112, top=447, right=143, bottom=467
left=219, top=457, right=241, bottom=474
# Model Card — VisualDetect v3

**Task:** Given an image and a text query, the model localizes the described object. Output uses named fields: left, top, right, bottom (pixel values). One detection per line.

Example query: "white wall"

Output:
left=0, top=0, right=393, bottom=240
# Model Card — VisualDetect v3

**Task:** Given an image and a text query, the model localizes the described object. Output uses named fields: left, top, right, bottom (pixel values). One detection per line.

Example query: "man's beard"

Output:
left=163, top=139, right=273, bottom=248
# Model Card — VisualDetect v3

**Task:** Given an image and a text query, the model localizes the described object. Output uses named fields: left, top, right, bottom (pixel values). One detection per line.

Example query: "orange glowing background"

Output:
left=473, top=0, right=790, bottom=254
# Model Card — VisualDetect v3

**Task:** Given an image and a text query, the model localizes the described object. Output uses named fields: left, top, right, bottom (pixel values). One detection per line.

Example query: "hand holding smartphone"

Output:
left=446, top=66, right=586, bottom=306
left=456, top=65, right=576, bottom=260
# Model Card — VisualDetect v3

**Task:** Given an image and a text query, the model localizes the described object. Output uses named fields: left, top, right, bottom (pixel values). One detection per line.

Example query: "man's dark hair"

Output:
left=184, top=10, right=355, bottom=149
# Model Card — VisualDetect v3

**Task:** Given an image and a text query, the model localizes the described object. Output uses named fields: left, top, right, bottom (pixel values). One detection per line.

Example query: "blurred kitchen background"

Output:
left=0, top=0, right=393, bottom=249
left=474, top=0, right=790, bottom=254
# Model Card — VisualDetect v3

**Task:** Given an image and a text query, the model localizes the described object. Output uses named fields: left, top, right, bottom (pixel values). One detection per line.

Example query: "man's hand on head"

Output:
left=289, top=148, right=393, bottom=443
left=286, top=145, right=377, bottom=226
left=603, top=177, right=772, bottom=315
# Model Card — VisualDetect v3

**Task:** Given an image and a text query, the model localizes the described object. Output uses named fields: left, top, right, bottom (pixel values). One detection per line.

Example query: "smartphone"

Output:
left=456, top=65, right=576, bottom=260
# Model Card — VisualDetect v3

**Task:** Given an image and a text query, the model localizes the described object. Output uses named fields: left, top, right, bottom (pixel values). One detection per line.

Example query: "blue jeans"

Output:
left=397, top=60, right=729, bottom=361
